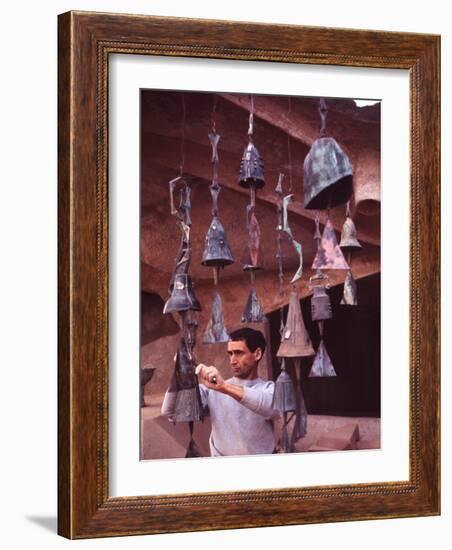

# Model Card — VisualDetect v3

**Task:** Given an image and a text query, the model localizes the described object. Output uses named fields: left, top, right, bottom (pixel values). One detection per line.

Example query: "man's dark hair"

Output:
left=229, top=327, right=266, bottom=355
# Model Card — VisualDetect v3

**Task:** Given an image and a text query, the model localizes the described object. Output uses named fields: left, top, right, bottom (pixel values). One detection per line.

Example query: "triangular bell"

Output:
left=311, top=218, right=350, bottom=270
left=241, top=288, right=265, bottom=323
left=309, top=340, right=336, bottom=377
left=277, top=290, right=314, bottom=357
left=203, top=291, right=229, bottom=343
left=341, top=270, right=358, bottom=306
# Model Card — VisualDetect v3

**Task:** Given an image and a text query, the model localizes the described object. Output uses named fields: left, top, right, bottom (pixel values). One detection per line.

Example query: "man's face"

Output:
left=227, top=340, right=262, bottom=380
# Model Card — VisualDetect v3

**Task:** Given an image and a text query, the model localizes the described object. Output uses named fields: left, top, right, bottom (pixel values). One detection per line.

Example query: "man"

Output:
left=161, top=327, right=280, bottom=457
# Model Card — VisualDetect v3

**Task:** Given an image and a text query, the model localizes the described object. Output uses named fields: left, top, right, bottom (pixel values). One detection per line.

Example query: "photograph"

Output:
left=139, top=90, right=382, bottom=460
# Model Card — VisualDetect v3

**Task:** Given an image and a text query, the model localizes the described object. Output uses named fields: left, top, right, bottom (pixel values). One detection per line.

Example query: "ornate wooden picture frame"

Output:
left=58, top=11, right=440, bottom=539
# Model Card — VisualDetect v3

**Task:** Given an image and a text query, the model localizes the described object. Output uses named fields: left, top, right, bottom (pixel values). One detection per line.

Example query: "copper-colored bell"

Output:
left=311, top=286, right=332, bottom=322
left=203, top=291, right=229, bottom=344
left=309, top=340, right=336, bottom=378
left=272, top=359, right=297, bottom=413
left=163, top=273, right=201, bottom=314
left=241, top=210, right=264, bottom=271
left=241, top=288, right=265, bottom=323
left=201, top=216, right=234, bottom=267
left=239, top=142, right=265, bottom=189
left=303, top=137, right=353, bottom=210
left=339, top=216, right=362, bottom=249
left=311, top=218, right=350, bottom=270
left=172, top=338, right=205, bottom=422
left=277, top=291, right=314, bottom=357
left=341, top=270, right=358, bottom=306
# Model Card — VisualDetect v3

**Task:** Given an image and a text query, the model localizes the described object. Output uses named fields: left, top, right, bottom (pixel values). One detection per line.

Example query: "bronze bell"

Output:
left=239, top=142, right=265, bottom=189
left=309, top=340, right=336, bottom=377
left=272, top=359, right=297, bottom=413
left=303, top=137, right=353, bottom=210
left=311, top=285, right=332, bottom=322
left=163, top=273, right=201, bottom=314
left=341, top=270, right=358, bottom=306
left=339, top=215, right=362, bottom=249
left=277, top=290, right=314, bottom=358
left=203, top=291, right=229, bottom=344
left=241, top=288, right=265, bottom=323
left=311, top=218, right=350, bottom=271
left=201, top=216, right=234, bottom=267
left=172, top=338, right=204, bottom=422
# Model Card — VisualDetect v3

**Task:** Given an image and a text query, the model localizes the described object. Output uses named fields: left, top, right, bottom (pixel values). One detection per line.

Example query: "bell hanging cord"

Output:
left=287, top=97, right=293, bottom=193
left=319, top=98, right=328, bottom=137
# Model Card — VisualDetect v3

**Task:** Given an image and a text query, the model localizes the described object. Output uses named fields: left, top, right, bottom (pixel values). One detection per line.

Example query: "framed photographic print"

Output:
left=58, top=11, right=440, bottom=538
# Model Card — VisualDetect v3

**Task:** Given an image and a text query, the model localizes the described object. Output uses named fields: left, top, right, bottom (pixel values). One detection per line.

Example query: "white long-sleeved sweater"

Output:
left=161, top=377, right=280, bottom=457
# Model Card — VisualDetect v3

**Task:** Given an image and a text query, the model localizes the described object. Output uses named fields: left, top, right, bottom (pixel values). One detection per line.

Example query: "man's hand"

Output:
left=195, top=364, right=224, bottom=390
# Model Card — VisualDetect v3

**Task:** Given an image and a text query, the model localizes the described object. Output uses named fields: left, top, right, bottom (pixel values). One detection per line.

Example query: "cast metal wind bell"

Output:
left=203, top=291, right=229, bottom=343
left=341, top=270, right=358, bottom=306
left=309, top=339, right=336, bottom=378
left=303, top=99, right=353, bottom=210
left=172, top=336, right=205, bottom=423
left=239, top=95, right=266, bottom=324
left=309, top=273, right=336, bottom=378
left=311, top=218, right=350, bottom=271
left=201, top=108, right=234, bottom=343
left=238, top=98, right=265, bottom=190
left=241, top=288, right=265, bottom=323
left=277, top=290, right=314, bottom=358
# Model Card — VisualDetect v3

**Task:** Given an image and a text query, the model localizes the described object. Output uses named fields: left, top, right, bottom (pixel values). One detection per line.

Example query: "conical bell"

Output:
left=239, top=142, right=265, bottom=189
left=309, top=340, right=336, bottom=377
left=242, top=210, right=264, bottom=271
left=203, top=291, right=229, bottom=343
left=341, top=270, right=358, bottom=306
left=311, top=218, right=350, bottom=270
left=311, top=285, right=332, bottom=322
left=163, top=273, right=201, bottom=314
left=201, top=216, right=234, bottom=267
left=241, top=288, right=265, bottom=323
left=339, top=216, right=362, bottom=249
left=277, top=291, right=314, bottom=357
left=303, top=137, right=353, bottom=209
left=272, top=359, right=297, bottom=413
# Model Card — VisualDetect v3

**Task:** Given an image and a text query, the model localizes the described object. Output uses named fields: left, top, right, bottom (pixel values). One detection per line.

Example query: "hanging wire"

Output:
left=248, top=95, right=254, bottom=139
left=287, top=97, right=293, bottom=193
left=179, top=93, right=187, bottom=176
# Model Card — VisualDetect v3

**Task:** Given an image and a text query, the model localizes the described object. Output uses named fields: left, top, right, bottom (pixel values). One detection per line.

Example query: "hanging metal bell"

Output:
left=309, top=340, right=336, bottom=378
left=172, top=338, right=205, bottom=422
left=201, top=216, right=234, bottom=267
left=241, top=288, right=265, bottom=323
left=203, top=291, right=229, bottom=343
left=277, top=291, right=314, bottom=358
left=311, top=218, right=350, bottom=270
left=239, top=142, right=265, bottom=189
left=272, top=359, right=297, bottom=413
left=163, top=273, right=201, bottom=314
left=341, top=270, right=358, bottom=306
left=311, top=285, right=332, bottom=322
left=303, top=137, right=353, bottom=210
left=339, top=216, right=362, bottom=249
